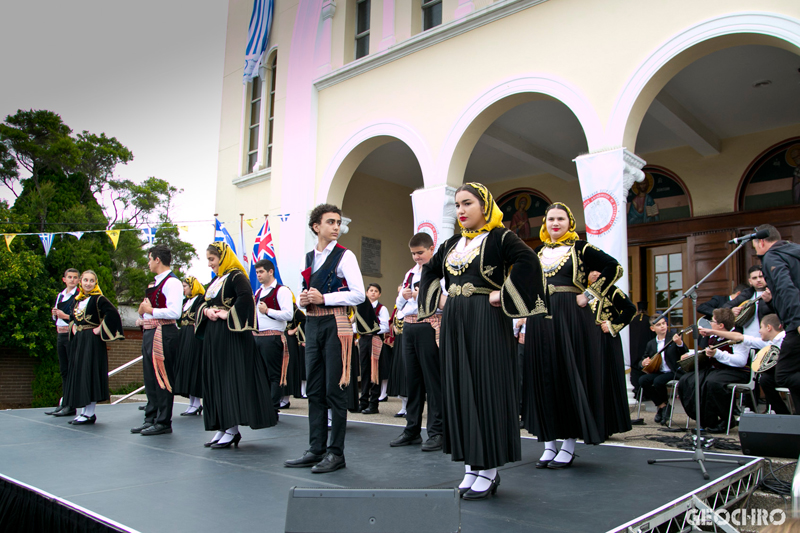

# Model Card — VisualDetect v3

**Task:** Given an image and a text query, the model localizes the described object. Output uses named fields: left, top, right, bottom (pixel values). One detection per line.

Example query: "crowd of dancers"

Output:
left=44, top=182, right=800, bottom=501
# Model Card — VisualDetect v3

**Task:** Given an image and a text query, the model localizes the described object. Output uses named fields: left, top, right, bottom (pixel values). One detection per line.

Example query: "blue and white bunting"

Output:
left=39, top=233, right=54, bottom=257
left=67, top=231, right=84, bottom=240
left=142, top=227, right=158, bottom=245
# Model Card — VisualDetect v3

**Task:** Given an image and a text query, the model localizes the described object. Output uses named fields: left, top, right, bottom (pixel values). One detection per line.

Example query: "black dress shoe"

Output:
left=53, top=408, right=77, bottom=417
left=361, top=407, right=379, bottom=415
left=210, top=432, right=241, bottom=449
left=463, top=473, right=500, bottom=500
left=71, top=415, right=96, bottom=425
left=138, top=405, right=146, bottom=410
left=140, top=423, right=172, bottom=436
left=661, top=404, right=672, bottom=426
left=535, top=451, right=556, bottom=469
left=131, top=421, right=154, bottom=434
left=547, top=450, right=577, bottom=469
left=378, top=397, right=388, bottom=403
left=421, top=434, right=443, bottom=452
left=654, top=406, right=664, bottom=424
left=204, top=437, right=221, bottom=448
left=390, top=432, right=422, bottom=447
left=311, top=452, right=346, bottom=473
left=393, top=412, right=406, bottom=418
left=45, top=405, right=64, bottom=415
left=284, top=450, right=326, bottom=468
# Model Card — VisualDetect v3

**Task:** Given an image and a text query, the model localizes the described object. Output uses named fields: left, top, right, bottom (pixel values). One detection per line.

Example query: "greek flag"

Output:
left=39, top=233, right=54, bottom=257
left=142, top=227, right=158, bottom=245
left=214, top=219, right=237, bottom=253
left=243, top=0, right=274, bottom=83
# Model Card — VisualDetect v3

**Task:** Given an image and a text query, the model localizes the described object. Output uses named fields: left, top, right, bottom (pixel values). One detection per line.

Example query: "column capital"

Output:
left=622, top=149, right=646, bottom=198
left=321, top=0, right=336, bottom=20
left=340, top=215, right=351, bottom=235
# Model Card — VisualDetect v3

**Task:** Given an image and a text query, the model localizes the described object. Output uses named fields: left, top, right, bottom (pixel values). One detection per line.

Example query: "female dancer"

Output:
left=522, top=203, right=622, bottom=468
left=195, top=242, right=276, bottom=448
left=418, top=183, right=547, bottom=500
left=173, top=276, right=205, bottom=416
left=65, top=270, right=124, bottom=425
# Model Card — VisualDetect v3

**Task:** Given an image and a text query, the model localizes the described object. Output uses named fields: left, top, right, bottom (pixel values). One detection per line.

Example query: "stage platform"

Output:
left=0, top=404, right=762, bottom=533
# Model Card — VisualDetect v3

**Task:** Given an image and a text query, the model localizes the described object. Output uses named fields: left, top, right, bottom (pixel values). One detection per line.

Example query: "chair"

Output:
left=725, top=351, right=758, bottom=435
left=774, top=387, right=795, bottom=415
left=666, top=379, right=682, bottom=428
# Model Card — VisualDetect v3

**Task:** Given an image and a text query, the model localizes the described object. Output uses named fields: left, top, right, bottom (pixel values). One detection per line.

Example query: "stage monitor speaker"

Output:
left=739, top=413, right=800, bottom=459
left=285, top=487, right=460, bottom=533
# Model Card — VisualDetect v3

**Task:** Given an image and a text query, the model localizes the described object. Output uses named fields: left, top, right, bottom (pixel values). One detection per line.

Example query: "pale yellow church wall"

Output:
left=314, top=0, right=800, bottom=190
left=640, top=124, right=800, bottom=217
left=338, top=172, right=415, bottom=294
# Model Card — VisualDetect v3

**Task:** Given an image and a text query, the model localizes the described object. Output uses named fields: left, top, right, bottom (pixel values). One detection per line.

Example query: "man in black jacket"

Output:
left=697, top=284, right=746, bottom=320
left=638, top=314, right=688, bottom=424
left=754, top=224, right=800, bottom=414
left=723, top=266, right=774, bottom=328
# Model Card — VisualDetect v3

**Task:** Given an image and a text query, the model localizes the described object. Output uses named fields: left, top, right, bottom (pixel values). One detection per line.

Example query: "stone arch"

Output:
left=608, top=12, right=800, bottom=150
left=438, top=75, right=603, bottom=189
left=318, top=122, right=433, bottom=206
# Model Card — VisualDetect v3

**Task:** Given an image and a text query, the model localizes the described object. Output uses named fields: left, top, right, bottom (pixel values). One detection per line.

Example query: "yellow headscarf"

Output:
left=458, top=182, right=505, bottom=239
left=185, top=276, right=206, bottom=298
left=539, top=202, right=580, bottom=247
left=210, top=241, right=248, bottom=276
left=75, top=270, right=104, bottom=301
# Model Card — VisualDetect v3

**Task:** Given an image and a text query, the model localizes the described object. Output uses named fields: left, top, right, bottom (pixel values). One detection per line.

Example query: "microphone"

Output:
left=728, top=229, right=770, bottom=245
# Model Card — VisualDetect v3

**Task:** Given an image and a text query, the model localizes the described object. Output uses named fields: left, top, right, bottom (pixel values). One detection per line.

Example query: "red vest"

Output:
left=146, top=272, right=177, bottom=309
left=375, top=302, right=384, bottom=325
left=256, top=284, right=283, bottom=311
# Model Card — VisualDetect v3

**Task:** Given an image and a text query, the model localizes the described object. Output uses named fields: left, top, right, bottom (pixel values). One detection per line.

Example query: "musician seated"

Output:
left=638, top=314, right=687, bottom=425
left=677, top=308, right=750, bottom=433
left=705, top=314, right=788, bottom=414
left=697, top=284, right=747, bottom=320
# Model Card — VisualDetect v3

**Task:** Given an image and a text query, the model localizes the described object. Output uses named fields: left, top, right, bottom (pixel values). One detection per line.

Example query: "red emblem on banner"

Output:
left=417, top=221, right=438, bottom=249
left=582, top=192, right=618, bottom=236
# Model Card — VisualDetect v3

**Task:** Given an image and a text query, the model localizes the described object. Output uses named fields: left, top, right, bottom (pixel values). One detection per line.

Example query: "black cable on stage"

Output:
left=623, top=429, right=742, bottom=452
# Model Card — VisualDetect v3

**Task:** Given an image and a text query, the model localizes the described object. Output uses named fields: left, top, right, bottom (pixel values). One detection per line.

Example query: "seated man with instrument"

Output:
left=701, top=313, right=787, bottom=414
left=639, top=314, right=688, bottom=424
left=723, top=265, right=774, bottom=338
left=678, top=308, right=750, bottom=433
left=697, top=284, right=746, bottom=320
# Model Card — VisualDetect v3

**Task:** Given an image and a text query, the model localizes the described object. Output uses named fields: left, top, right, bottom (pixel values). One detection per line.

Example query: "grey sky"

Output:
left=0, top=0, right=230, bottom=281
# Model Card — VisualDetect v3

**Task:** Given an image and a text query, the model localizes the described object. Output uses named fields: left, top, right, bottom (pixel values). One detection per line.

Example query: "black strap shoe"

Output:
left=284, top=450, right=326, bottom=468
left=71, top=415, right=97, bottom=425
left=311, top=452, right=346, bottom=473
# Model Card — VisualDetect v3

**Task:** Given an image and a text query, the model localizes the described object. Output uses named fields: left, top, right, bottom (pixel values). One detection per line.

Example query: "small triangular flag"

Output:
left=68, top=231, right=84, bottom=240
left=39, top=233, right=54, bottom=257
left=245, top=218, right=257, bottom=228
left=141, top=227, right=157, bottom=245
left=106, top=230, right=121, bottom=250
left=3, top=234, right=16, bottom=252
left=179, top=225, right=189, bottom=232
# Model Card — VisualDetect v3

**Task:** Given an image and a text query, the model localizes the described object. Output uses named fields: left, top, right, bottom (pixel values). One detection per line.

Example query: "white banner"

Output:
left=411, top=186, right=457, bottom=251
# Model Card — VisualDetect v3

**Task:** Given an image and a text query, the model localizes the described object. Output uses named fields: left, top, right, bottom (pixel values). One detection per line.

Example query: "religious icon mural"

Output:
left=739, top=137, right=800, bottom=211
left=626, top=166, right=691, bottom=225
left=496, top=188, right=550, bottom=240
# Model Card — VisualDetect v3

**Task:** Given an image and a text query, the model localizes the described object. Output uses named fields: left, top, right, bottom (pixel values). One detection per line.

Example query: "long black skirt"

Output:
left=64, top=330, right=109, bottom=409
left=387, top=333, right=407, bottom=396
left=282, top=333, right=304, bottom=398
left=522, top=292, right=605, bottom=444
left=378, top=343, right=392, bottom=381
left=201, top=321, right=277, bottom=431
left=600, top=332, right=632, bottom=439
left=440, top=295, right=520, bottom=470
left=172, top=325, right=203, bottom=398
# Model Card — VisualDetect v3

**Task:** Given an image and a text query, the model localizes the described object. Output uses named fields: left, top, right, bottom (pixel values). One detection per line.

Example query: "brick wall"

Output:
left=0, top=347, right=36, bottom=408
left=0, top=328, right=144, bottom=408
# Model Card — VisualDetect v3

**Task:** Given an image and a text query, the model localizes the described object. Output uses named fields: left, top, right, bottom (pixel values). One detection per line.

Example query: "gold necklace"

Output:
left=539, top=247, right=572, bottom=278
left=446, top=246, right=480, bottom=276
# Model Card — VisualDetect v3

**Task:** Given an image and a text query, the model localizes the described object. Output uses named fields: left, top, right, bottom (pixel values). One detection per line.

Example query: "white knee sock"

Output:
left=84, top=402, right=96, bottom=417
left=281, top=396, right=290, bottom=406
left=328, top=409, right=333, bottom=426
left=217, top=425, right=239, bottom=444
left=540, top=441, right=557, bottom=462
left=301, top=381, right=307, bottom=397
left=471, top=468, right=497, bottom=492
left=459, top=464, right=477, bottom=489
left=379, top=380, right=388, bottom=399
left=212, top=430, right=225, bottom=442
left=554, top=438, right=576, bottom=462
left=398, top=396, right=408, bottom=414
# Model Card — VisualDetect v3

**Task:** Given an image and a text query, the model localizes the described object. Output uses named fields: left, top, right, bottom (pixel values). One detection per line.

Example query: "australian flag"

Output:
left=249, top=219, right=282, bottom=291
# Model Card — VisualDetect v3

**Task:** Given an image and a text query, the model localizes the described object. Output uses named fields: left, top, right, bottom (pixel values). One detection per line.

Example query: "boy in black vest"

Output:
left=46, top=268, right=80, bottom=417
left=253, top=259, right=294, bottom=416
left=131, top=245, right=183, bottom=436
left=284, top=204, right=365, bottom=473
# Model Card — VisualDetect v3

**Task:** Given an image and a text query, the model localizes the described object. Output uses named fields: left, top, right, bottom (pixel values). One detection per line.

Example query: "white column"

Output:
left=378, top=0, right=396, bottom=51
left=410, top=185, right=457, bottom=251
left=574, top=148, right=645, bottom=405
left=314, top=0, right=337, bottom=78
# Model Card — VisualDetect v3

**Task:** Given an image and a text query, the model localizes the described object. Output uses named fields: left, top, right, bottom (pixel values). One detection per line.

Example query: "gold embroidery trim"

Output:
left=548, top=285, right=581, bottom=294
left=502, top=278, right=529, bottom=315
left=447, top=283, right=493, bottom=298
left=533, top=295, right=547, bottom=315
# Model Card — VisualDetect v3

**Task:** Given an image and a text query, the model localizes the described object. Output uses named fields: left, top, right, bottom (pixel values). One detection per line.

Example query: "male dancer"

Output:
left=357, top=283, right=390, bottom=414
left=253, top=259, right=294, bottom=416
left=754, top=224, right=800, bottom=414
left=285, top=204, right=365, bottom=473
left=390, top=232, right=444, bottom=452
left=131, top=245, right=182, bottom=436
left=47, top=268, right=80, bottom=417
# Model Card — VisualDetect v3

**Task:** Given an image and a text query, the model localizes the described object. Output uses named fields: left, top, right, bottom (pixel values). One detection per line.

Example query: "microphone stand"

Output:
left=647, top=241, right=749, bottom=480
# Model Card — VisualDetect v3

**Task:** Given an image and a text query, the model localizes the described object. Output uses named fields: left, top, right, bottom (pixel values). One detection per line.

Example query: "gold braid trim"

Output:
left=501, top=277, right=529, bottom=318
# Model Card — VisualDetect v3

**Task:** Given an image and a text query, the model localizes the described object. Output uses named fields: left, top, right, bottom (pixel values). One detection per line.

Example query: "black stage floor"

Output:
left=0, top=404, right=756, bottom=533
